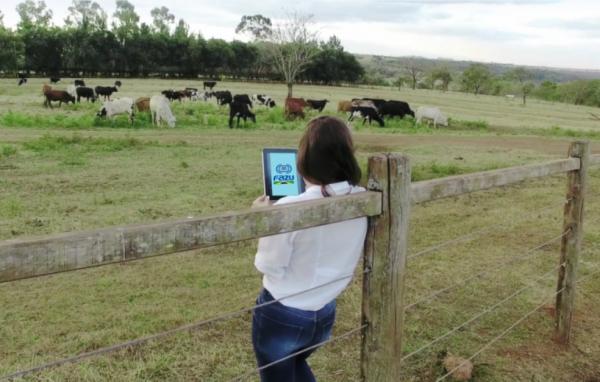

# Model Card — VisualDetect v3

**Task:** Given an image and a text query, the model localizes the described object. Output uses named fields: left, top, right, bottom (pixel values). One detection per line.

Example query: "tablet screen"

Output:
left=263, top=149, right=305, bottom=199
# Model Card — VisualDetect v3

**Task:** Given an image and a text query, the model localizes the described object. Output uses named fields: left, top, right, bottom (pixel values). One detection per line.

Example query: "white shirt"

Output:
left=254, top=181, right=368, bottom=311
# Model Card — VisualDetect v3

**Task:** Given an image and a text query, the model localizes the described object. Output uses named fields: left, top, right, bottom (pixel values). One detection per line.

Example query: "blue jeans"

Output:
left=252, top=289, right=336, bottom=382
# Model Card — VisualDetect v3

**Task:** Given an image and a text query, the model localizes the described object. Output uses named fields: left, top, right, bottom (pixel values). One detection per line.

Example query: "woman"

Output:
left=251, top=116, right=368, bottom=381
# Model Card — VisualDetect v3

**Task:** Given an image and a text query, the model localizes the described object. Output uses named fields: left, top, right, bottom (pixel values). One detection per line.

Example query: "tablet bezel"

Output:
left=262, top=148, right=305, bottom=200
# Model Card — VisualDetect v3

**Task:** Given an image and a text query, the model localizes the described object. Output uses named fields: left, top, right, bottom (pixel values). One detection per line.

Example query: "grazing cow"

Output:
left=380, top=100, right=415, bottom=119
left=306, top=99, right=329, bottom=112
left=349, top=106, right=385, bottom=127
left=44, top=90, right=76, bottom=108
left=50, top=77, right=61, bottom=84
left=115, top=80, right=122, bottom=88
left=416, top=106, right=448, bottom=127
left=18, top=78, right=27, bottom=86
left=135, top=97, right=151, bottom=112
left=214, top=90, right=233, bottom=106
left=74, top=79, right=86, bottom=87
left=191, top=91, right=209, bottom=102
left=203, top=81, right=217, bottom=90
left=161, top=90, right=185, bottom=102
left=363, top=98, right=386, bottom=112
left=97, top=98, right=135, bottom=124
left=76, top=86, right=96, bottom=103
left=95, top=86, right=118, bottom=101
left=285, top=97, right=308, bottom=120
left=233, top=94, right=253, bottom=108
left=337, top=100, right=353, bottom=112
left=42, top=84, right=52, bottom=94
left=229, top=100, right=256, bottom=128
left=351, top=99, right=377, bottom=109
left=150, top=95, right=176, bottom=128
left=252, top=94, right=276, bottom=108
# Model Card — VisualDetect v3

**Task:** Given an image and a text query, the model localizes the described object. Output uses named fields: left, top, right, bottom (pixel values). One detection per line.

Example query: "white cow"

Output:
left=96, top=97, right=135, bottom=124
left=66, top=85, right=77, bottom=98
left=416, top=106, right=448, bottom=128
left=150, top=95, right=176, bottom=128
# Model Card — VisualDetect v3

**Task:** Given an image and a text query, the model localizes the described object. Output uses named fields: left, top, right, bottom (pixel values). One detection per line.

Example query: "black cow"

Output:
left=115, top=80, right=122, bottom=88
left=74, top=79, right=86, bottom=87
left=76, top=86, right=96, bottom=103
left=306, top=99, right=329, bottom=112
left=379, top=100, right=415, bottom=119
left=18, top=78, right=27, bottom=86
left=50, top=77, right=61, bottom=84
left=203, top=81, right=217, bottom=90
left=95, top=86, right=118, bottom=101
left=349, top=106, right=385, bottom=127
left=229, top=101, right=256, bottom=128
left=253, top=94, right=276, bottom=108
left=161, top=90, right=185, bottom=102
left=233, top=94, right=253, bottom=108
left=214, top=90, right=232, bottom=106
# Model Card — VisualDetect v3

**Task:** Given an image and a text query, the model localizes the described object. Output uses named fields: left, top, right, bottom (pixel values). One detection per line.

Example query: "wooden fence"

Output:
left=1, top=141, right=599, bottom=381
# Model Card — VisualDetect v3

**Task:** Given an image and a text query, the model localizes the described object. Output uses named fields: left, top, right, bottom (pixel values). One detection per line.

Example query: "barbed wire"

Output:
left=401, top=263, right=564, bottom=362
left=0, top=270, right=367, bottom=381
left=404, top=231, right=568, bottom=311
left=408, top=200, right=566, bottom=261
left=229, top=324, right=367, bottom=382
left=436, top=265, right=600, bottom=382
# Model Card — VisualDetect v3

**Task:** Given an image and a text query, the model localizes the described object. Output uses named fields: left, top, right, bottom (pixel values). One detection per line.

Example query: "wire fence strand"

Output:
left=229, top=324, right=367, bottom=382
left=0, top=270, right=367, bottom=381
left=404, top=231, right=568, bottom=311
left=436, top=266, right=600, bottom=382
left=408, top=200, right=566, bottom=261
left=401, top=263, right=564, bottom=362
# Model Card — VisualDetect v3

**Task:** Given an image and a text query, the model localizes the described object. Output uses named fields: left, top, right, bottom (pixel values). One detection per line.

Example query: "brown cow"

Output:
left=337, top=100, right=353, bottom=112
left=135, top=97, right=151, bottom=112
left=44, top=90, right=75, bottom=108
left=285, top=97, right=308, bottom=120
left=42, top=84, right=52, bottom=95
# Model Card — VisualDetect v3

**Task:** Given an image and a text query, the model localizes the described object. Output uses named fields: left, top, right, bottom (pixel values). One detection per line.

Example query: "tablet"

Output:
left=262, top=148, right=305, bottom=200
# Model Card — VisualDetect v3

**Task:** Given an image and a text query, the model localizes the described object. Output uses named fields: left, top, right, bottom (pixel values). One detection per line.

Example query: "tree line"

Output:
left=0, top=1, right=364, bottom=87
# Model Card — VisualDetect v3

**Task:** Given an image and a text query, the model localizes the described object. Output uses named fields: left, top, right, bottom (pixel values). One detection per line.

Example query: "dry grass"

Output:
left=1, top=78, right=599, bottom=381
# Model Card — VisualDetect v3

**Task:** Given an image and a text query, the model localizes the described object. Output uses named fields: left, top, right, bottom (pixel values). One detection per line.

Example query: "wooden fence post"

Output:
left=361, top=153, right=411, bottom=381
left=555, top=141, right=590, bottom=344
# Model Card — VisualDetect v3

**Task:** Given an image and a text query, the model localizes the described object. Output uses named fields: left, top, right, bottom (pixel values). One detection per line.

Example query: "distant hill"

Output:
left=355, top=54, right=600, bottom=83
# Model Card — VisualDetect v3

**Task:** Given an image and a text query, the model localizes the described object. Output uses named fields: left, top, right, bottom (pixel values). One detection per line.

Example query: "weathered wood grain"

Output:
left=361, top=153, right=411, bottom=381
left=0, top=192, right=382, bottom=283
left=555, top=141, right=589, bottom=345
left=590, top=154, right=600, bottom=167
left=411, top=158, right=581, bottom=204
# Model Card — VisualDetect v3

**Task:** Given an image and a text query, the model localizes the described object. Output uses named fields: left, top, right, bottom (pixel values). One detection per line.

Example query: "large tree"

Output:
left=508, top=67, right=534, bottom=105
left=150, top=6, right=174, bottom=34
left=430, top=67, right=452, bottom=91
left=266, top=13, right=318, bottom=97
left=405, top=60, right=422, bottom=90
left=461, top=63, right=492, bottom=95
left=112, top=0, right=139, bottom=43
left=65, top=0, right=107, bottom=31
left=16, top=0, right=53, bottom=30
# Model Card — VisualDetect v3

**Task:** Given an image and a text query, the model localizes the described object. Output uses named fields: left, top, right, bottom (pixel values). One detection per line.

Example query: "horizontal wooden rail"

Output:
left=0, top=191, right=382, bottom=283
left=411, top=158, right=580, bottom=204
left=591, top=154, right=600, bottom=167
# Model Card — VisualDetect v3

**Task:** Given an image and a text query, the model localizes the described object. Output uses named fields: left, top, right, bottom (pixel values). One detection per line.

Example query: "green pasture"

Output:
left=0, top=78, right=599, bottom=381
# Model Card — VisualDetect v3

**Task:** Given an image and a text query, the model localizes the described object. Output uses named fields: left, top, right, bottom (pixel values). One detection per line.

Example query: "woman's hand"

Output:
left=252, top=195, right=274, bottom=209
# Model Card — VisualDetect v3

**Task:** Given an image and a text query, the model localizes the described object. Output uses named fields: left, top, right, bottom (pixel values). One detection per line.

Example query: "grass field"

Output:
left=1, top=78, right=600, bottom=381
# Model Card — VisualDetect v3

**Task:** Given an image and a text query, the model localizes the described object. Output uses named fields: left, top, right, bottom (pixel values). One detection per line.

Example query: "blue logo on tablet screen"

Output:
left=273, top=163, right=295, bottom=185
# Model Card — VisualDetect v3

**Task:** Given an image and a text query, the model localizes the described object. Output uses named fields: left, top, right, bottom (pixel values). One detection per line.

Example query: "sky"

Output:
left=1, top=0, right=600, bottom=70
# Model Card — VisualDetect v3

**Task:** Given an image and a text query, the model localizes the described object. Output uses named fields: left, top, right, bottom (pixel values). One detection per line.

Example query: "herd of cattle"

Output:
left=32, top=76, right=449, bottom=129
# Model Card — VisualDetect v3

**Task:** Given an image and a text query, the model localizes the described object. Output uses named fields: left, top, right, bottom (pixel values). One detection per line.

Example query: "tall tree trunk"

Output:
left=287, top=82, right=293, bottom=98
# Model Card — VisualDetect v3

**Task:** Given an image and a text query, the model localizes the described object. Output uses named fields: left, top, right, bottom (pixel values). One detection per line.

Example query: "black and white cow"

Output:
left=349, top=106, right=385, bottom=127
left=252, top=94, right=276, bottom=108
left=18, top=78, right=27, bottom=86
